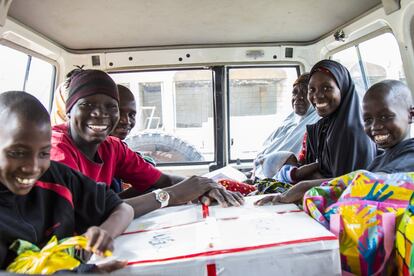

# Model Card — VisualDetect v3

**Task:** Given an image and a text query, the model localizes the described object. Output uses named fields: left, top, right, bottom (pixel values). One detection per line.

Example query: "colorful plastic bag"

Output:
left=396, top=194, right=414, bottom=276
left=330, top=202, right=396, bottom=275
left=305, top=171, right=414, bottom=228
left=303, top=171, right=360, bottom=227
left=304, top=171, right=414, bottom=275
left=6, top=235, right=111, bottom=274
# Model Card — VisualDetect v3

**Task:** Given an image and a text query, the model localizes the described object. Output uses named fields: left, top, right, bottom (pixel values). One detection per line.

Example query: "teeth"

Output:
left=16, top=177, right=36, bottom=186
left=374, top=134, right=389, bottom=143
left=316, top=103, right=328, bottom=108
left=88, top=125, right=109, bottom=131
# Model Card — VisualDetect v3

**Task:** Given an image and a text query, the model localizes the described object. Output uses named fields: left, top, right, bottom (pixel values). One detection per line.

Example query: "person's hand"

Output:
left=166, top=176, right=244, bottom=207
left=91, top=260, right=128, bottom=273
left=254, top=193, right=284, bottom=205
left=166, top=175, right=220, bottom=205
left=200, top=188, right=244, bottom=207
left=255, top=180, right=318, bottom=205
left=83, top=226, right=114, bottom=257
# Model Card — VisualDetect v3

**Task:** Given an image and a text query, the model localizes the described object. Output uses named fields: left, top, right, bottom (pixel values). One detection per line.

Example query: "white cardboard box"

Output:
left=202, top=165, right=247, bottom=182
left=94, top=196, right=341, bottom=275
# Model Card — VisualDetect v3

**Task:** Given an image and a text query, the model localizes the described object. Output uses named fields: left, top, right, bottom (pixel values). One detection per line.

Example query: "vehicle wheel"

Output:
left=125, top=132, right=205, bottom=163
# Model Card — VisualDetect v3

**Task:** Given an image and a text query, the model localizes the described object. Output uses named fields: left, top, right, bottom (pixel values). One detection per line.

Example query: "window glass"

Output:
left=139, top=82, right=163, bottom=129
left=25, top=56, right=55, bottom=109
left=358, top=33, right=405, bottom=85
left=0, top=45, right=55, bottom=109
left=228, top=67, right=298, bottom=161
left=0, top=45, right=27, bottom=92
left=110, top=69, right=214, bottom=164
left=331, top=32, right=405, bottom=99
left=331, top=47, right=365, bottom=98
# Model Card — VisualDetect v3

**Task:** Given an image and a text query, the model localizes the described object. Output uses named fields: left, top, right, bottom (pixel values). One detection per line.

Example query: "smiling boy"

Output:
left=363, top=80, right=414, bottom=173
left=0, top=91, right=133, bottom=272
left=51, top=69, right=243, bottom=219
left=111, top=84, right=137, bottom=141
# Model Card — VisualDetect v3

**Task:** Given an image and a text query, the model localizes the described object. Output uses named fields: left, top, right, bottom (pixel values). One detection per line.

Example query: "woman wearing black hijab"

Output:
left=256, top=59, right=376, bottom=205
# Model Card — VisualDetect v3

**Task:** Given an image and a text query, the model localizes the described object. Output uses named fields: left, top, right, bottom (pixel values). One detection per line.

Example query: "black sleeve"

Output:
left=305, top=135, right=316, bottom=164
left=56, top=163, right=123, bottom=234
left=376, top=148, right=414, bottom=174
left=54, top=264, right=97, bottom=274
left=0, top=241, right=8, bottom=270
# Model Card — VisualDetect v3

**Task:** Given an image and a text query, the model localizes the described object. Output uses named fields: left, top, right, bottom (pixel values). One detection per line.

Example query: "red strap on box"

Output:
left=207, top=263, right=217, bottom=276
left=202, top=204, right=210, bottom=218
left=127, top=236, right=337, bottom=266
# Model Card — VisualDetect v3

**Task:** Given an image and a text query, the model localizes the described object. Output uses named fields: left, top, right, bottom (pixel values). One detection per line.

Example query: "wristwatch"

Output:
left=152, top=189, right=170, bottom=208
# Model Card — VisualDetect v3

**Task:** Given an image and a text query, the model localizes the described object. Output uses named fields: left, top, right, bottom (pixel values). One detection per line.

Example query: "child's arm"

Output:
left=292, top=162, right=320, bottom=182
left=255, top=178, right=332, bottom=205
left=98, top=203, right=133, bottom=239
left=59, top=163, right=134, bottom=254
left=83, top=203, right=133, bottom=256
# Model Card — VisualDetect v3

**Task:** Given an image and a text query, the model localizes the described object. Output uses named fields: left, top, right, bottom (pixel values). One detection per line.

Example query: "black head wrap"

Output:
left=65, top=69, right=119, bottom=113
left=305, top=59, right=376, bottom=177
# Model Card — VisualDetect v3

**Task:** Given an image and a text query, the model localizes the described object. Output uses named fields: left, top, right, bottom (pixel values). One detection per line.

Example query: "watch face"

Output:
left=158, top=191, right=170, bottom=202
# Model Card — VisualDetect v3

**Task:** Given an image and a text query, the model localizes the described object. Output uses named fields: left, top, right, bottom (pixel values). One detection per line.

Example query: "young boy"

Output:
left=110, top=85, right=155, bottom=192
left=111, top=84, right=155, bottom=165
left=0, top=91, right=133, bottom=272
left=363, top=79, right=414, bottom=173
left=256, top=79, right=414, bottom=205
left=111, top=84, right=137, bottom=141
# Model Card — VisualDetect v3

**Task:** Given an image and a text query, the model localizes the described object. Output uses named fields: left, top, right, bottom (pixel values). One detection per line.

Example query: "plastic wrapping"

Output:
left=305, top=170, right=414, bottom=275
left=396, top=195, right=414, bottom=276
left=7, top=235, right=111, bottom=274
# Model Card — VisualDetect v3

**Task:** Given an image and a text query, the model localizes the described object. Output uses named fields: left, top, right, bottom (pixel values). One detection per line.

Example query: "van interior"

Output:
left=0, top=0, right=413, bottom=176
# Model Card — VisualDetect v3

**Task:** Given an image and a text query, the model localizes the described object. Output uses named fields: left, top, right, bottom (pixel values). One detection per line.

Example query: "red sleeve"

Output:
left=113, top=140, right=162, bottom=192
left=297, top=132, right=307, bottom=164
left=51, top=133, right=82, bottom=172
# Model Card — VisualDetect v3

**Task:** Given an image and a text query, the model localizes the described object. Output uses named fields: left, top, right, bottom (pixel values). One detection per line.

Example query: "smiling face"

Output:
left=111, top=86, right=136, bottom=140
left=363, top=86, right=412, bottom=149
left=307, top=71, right=341, bottom=117
left=68, top=94, right=119, bottom=147
left=291, top=82, right=310, bottom=116
left=0, top=114, right=51, bottom=195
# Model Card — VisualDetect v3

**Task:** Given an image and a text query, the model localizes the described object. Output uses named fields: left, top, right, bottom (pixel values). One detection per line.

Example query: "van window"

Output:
left=331, top=32, right=405, bottom=98
left=0, top=44, right=55, bottom=109
left=110, top=69, right=214, bottom=164
left=228, top=66, right=299, bottom=161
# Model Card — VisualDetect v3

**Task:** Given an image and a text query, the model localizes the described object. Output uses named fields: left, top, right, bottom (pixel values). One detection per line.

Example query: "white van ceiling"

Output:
left=8, top=0, right=381, bottom=51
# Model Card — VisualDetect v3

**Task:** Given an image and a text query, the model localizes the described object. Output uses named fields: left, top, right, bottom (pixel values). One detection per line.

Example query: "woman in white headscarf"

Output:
left=253, top=73, right=319, bottom=179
